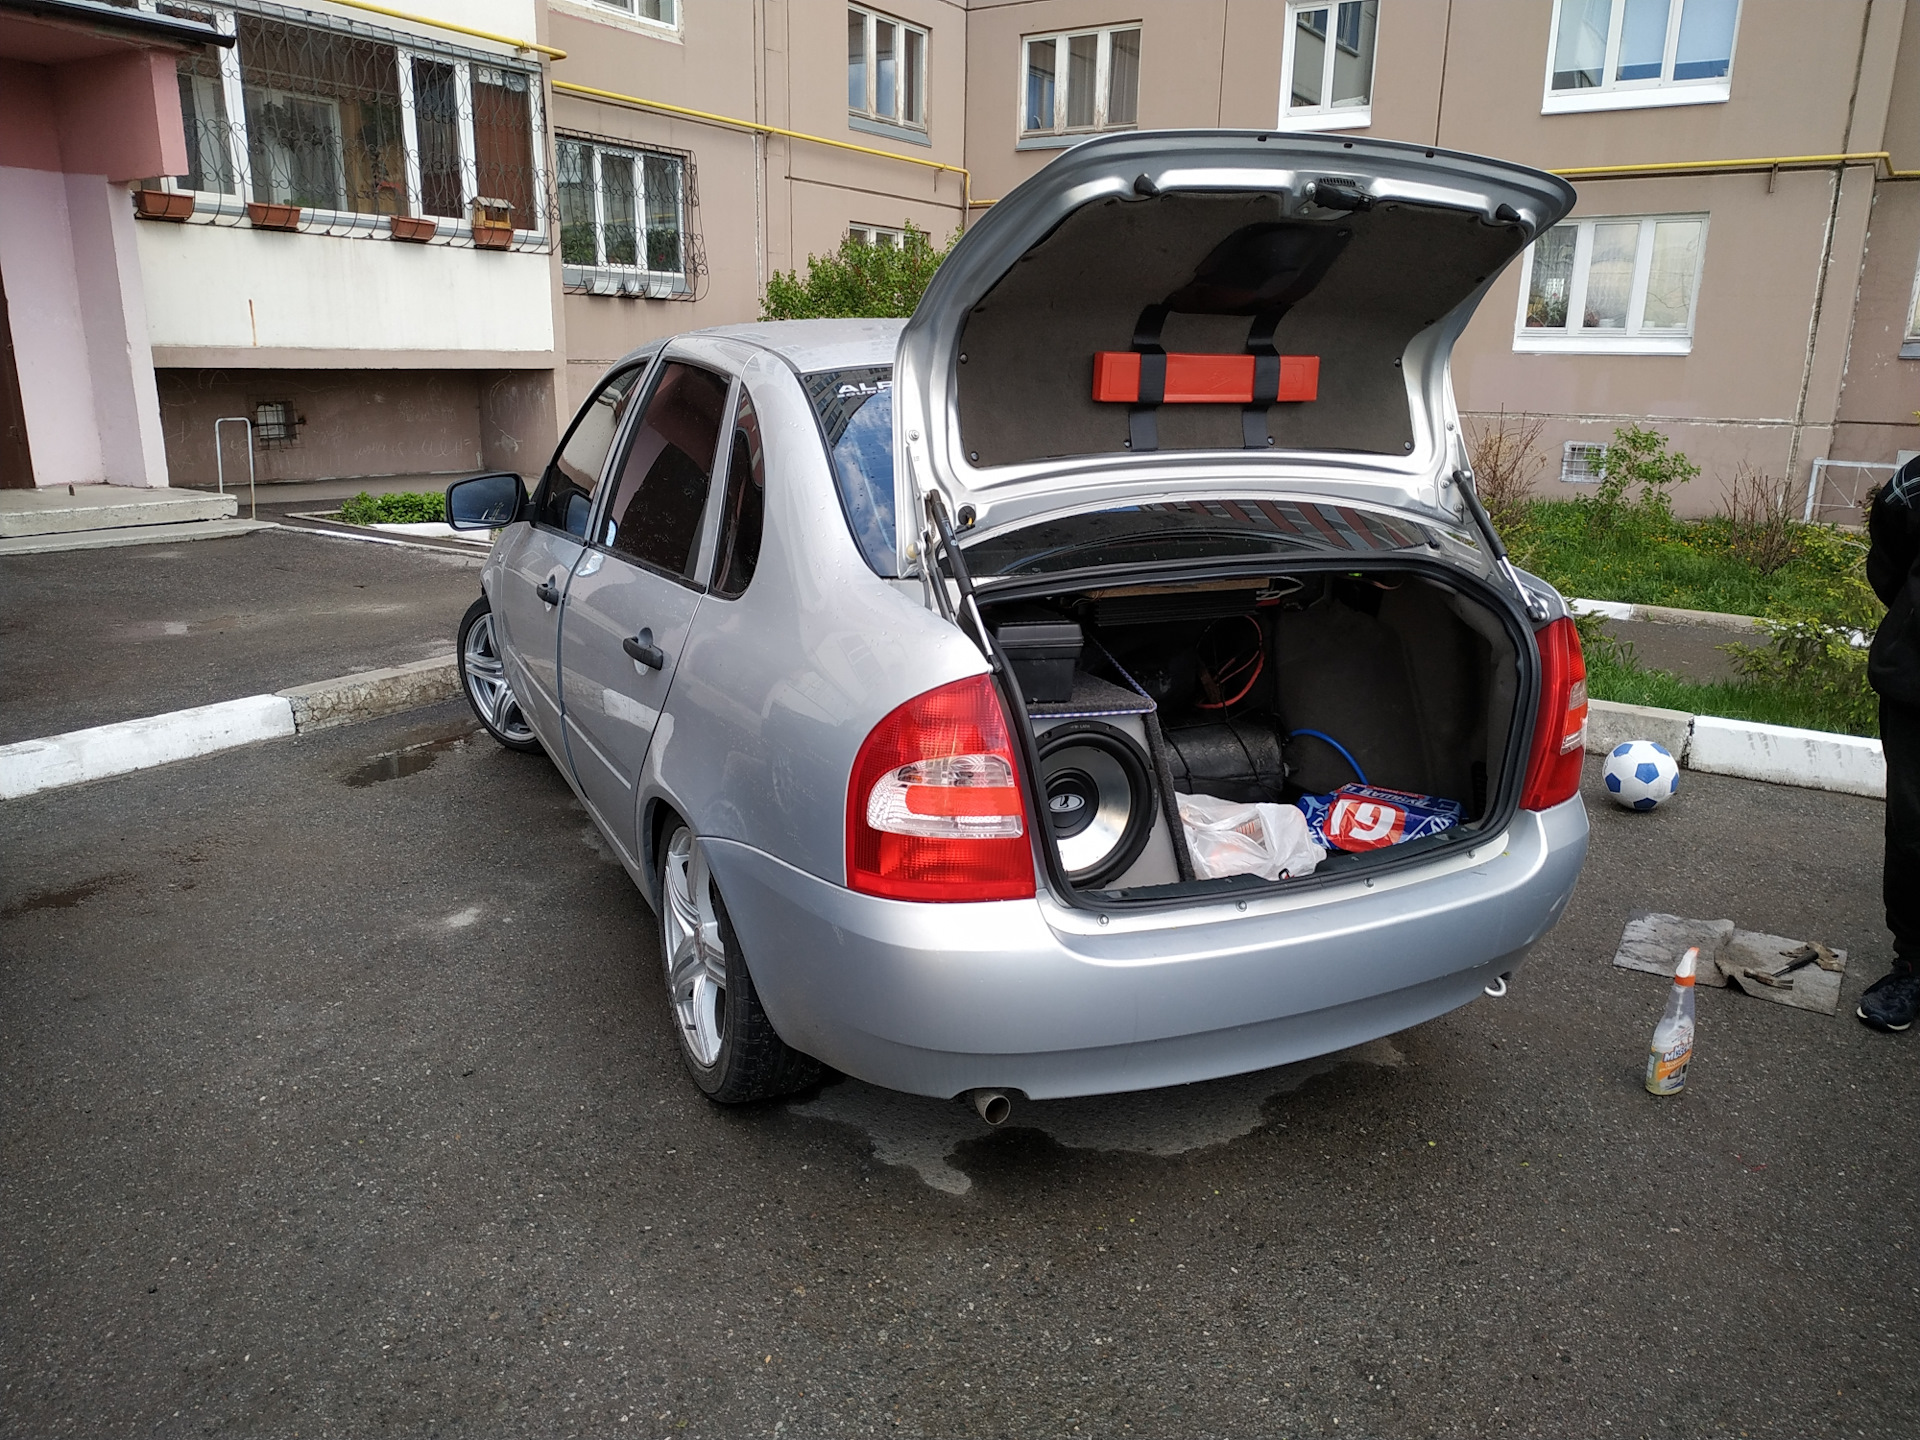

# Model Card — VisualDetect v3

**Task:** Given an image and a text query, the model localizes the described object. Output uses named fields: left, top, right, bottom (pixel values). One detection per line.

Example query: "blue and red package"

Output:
left=1297, top=784, right=1465, bottom=853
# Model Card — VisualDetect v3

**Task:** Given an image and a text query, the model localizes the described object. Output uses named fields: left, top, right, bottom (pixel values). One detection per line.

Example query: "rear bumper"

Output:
left=704, top=797, right=1588, bottom=1099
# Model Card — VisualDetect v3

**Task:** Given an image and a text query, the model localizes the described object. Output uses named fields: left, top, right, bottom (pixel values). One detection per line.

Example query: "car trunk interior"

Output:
left=977, top=566, right=1526, bottom=901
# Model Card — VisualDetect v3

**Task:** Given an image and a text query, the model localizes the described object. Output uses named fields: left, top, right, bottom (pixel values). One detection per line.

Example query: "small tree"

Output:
left=1585, top=422, right=1698, bottom=531
left=1463, top=408, right=1548, bottom=534
left=760, top=224, right=956, bottom=320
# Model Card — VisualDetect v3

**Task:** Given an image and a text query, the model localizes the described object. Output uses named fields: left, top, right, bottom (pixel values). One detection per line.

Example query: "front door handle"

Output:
left=535, top=576, right=562, bottom=606
left=623, top=628, right=666, bottom=671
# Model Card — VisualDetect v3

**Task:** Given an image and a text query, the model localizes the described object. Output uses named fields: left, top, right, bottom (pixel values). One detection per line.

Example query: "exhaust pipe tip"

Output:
left=967, top=1089, right=1013, bottom=1126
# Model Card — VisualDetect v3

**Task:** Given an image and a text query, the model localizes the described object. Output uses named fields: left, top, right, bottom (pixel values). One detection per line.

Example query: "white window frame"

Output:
left=1513, top=213, right=1709, bottom=356
left=558, top=136, right=689, bottom=298
left=1017, top=24, right=1141, bottom=146
left=849, top=224, right=905, bottom=248
left=1541, top=0, right=1741, bottom=115
left=1277, top=1, right=1377, bottom=133
left=848, top=6, right=928, bottom=134
left=552, top=0, right=680, bottom=38
left=1903, top=249, right=1920, bottom=360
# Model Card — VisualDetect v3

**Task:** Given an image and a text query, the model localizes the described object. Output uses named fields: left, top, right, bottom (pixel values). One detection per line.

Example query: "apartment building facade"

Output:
left=961, top=0, right=1920, bottom=516
left=4, top=0, right=1915, bottom=513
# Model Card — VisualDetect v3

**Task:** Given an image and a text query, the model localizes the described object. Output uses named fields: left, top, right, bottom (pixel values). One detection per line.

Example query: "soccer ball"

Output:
left=1602, top=740, right=1680, bottom=811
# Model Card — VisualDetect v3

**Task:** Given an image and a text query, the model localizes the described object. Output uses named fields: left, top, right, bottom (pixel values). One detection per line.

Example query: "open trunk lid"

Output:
left=891, top=131, right=1574, bottom=577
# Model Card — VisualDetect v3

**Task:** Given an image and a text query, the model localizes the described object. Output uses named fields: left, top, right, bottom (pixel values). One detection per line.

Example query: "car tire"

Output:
left=658, top=821, right=821, bottom=1103
left=457, top=594, right=541, bottom=753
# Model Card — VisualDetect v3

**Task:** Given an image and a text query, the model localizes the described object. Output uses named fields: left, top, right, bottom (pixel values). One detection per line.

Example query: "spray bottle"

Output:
left=1645, top=946, right=1698, bottom=1096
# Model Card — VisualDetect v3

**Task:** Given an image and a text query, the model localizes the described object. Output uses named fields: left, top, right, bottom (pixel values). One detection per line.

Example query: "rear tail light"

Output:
left=1520, top=616, right=1589, bottom=811
left=847, top=674, right=1036, bottom=902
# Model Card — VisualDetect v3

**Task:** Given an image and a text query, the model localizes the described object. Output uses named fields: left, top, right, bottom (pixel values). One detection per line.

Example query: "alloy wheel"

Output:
left=661, top=826, right=727, bottom=1068
left=462, top=610, right=535, bottom=745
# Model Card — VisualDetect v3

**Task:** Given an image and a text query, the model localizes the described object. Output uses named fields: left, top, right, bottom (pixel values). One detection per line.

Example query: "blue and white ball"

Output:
left=1602, top=740, right=1680, bottom=811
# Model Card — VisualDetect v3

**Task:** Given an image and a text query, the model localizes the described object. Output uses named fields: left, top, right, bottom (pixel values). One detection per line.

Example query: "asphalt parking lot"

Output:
left=2, top=706, right=1913, bottom=1438
left=0, top=530, right=480, bottom=745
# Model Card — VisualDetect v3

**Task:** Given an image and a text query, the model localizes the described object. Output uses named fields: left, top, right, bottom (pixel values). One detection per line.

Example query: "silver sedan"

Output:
left=447, top=132, right=1590, bottom=1116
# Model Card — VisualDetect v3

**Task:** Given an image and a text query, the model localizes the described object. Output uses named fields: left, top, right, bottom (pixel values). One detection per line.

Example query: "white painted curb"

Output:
left=1586, top=699, right=1885, bottom=799
left=1688, top=715, right=1885, bottom=798
left=0, top=696, right=295, bottom=800
left=0, top=654, right=461, bottom=800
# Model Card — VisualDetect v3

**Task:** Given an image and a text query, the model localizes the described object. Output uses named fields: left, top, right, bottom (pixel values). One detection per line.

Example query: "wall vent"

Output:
left=1560, top=441, right=1606, bottom=484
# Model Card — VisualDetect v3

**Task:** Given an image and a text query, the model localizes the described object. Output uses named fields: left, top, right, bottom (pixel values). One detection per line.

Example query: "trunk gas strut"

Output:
left=1454, top=468, right=1550, bottom=623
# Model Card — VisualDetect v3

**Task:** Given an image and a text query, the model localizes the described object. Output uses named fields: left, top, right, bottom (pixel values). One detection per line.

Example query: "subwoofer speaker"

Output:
left=1027, top=672, right=1183, bottom=891
left=1036, top=721, right=1156, bottom=888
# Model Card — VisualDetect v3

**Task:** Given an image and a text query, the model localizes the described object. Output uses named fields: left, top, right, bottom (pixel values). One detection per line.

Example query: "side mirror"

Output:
left=446, top=472, right=525, bottom=530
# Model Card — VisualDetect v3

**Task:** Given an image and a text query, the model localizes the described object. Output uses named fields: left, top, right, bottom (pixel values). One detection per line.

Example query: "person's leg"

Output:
left=1859, top=697, right=1920, bottom=1030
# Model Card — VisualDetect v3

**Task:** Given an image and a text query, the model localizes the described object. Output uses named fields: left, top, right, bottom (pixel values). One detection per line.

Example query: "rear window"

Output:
left=803, top=366, right=897, bottom=576
left=963, top=499, right=1434, bottom=577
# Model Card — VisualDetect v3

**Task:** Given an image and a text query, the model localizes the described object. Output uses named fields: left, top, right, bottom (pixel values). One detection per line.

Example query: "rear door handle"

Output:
left=623, top=628, right=666, bottom=671
left=535, top=577, right=562, bottom=606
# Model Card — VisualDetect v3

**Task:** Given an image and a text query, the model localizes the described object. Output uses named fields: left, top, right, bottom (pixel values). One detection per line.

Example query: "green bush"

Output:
left=1580, top=422, right=1698, bottom=533
left=760, top=224, right=955, bottom=320
left=338, top=490, right=446, bottom=525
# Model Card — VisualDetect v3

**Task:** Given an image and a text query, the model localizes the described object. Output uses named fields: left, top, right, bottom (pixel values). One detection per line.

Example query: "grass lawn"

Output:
left=1584, top=650, right=1876, bottom=738
left=1507, top=499, right=1867, bottom=618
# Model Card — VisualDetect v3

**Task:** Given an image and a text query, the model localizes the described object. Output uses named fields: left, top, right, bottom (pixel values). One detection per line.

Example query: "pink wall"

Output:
left=0, top=50, right=185, bottom=182
left=0, top=166, right=105, bottom=487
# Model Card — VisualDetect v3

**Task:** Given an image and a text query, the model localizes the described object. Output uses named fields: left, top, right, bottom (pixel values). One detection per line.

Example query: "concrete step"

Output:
left=0, top=518, right=272, bottom=557
left=0, top=486, right=238, bottom=538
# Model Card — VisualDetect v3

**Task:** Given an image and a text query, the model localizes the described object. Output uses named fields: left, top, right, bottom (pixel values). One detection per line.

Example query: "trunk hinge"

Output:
left=920, top=488, right=1001, bottom=672
left=1454, top=469, right=1550, bottom=622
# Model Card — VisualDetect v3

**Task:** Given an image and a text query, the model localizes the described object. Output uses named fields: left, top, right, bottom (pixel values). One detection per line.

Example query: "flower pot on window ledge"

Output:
left=134, top=190, right=196, bottom=222
left=246, top=201, right=303, bottom=231
left=389, top=215, right=438, bottom=243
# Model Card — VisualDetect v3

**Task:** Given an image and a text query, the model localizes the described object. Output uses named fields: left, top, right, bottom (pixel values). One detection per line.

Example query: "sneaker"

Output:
left=1857, top=970, right=1920, bottom=1032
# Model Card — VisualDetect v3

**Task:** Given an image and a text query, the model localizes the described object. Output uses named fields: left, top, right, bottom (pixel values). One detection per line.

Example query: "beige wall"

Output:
left=535, top=0, right=1917, bottom=507
left=549, top=0, right=970, bottom=409
left=155, top=369, right=509, bottom=487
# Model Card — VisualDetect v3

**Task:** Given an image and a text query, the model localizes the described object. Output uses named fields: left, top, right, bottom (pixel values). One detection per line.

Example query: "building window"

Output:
left=1515, top=214, right=1707, bottom=355
left=1560, top=441, right=1606, bottom=483
left=1020, top=24, right=1140, bottom=142
left=848, top=7, right=926, bottom=131
left=849, top=224, right=905, bottom=248
left=1280, top=1, right=1376, bottom=131
left=149, top=6, right=545, bottom=240
left=590, top=0, right=675, bottom=20
left=558, top=137, right=689, bottom=296
left=253, top=399, right=299, bottom=444
left=1543, top=0, right=1739, bottom=113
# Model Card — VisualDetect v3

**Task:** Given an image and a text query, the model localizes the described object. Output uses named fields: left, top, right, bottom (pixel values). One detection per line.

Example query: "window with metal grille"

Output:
left=147, top=4, right=547, bottom=241
left=254, top=400, right=299, bottom=444
left=557, top=136, right=690, bottom=296
left=1561, top=441, right=1606, bottom=483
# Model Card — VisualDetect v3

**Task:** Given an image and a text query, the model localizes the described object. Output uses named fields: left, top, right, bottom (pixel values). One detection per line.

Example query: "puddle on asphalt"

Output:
left=789, top=1038, right=1405, bottom=1195
left=342, top=731, right=474, bottom=787
left=0, top=872, right=132, bottom=921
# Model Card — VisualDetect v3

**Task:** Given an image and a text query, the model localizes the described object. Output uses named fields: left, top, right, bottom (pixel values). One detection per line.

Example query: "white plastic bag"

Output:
left=1175, top=792, right=1327, bottom=882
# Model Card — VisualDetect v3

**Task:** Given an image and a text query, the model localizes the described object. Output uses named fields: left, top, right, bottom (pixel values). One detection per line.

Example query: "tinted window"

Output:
left=601, top=361, right=730, bottom=579
left=711, top=388, right=766, bottom=600
left=802, top=366, right=896, bottom=577
left=535, top=361, right=648, bottom=536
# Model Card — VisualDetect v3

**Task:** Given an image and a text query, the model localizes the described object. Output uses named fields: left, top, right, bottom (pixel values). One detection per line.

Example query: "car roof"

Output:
left=613, top=318, right=904, bottom=376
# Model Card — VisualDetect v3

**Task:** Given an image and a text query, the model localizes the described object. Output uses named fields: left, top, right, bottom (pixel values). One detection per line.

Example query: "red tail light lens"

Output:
left=1520, top=616, right=1589, bottom=811
left=847, top=674, right=1037, bottom=902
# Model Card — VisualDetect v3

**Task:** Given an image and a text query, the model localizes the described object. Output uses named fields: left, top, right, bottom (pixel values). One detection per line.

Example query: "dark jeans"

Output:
left=1887, top=697, right=1920, bottom=969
